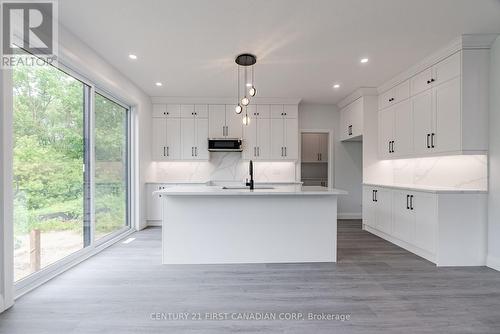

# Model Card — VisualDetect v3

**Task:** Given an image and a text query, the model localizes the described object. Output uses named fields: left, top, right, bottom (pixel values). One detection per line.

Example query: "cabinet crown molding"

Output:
left=151, top=96, right=302, bottom=105
left=377, top=34, right=498, bottom=94
left=337, top=87, right=378, bottom=109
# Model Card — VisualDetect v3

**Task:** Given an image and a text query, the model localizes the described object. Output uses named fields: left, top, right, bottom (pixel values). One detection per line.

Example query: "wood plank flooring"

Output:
left=1, top=220, right=500, bottom=333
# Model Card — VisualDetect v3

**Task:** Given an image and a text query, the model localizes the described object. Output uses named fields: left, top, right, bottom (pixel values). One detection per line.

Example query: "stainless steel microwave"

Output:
left=208, top=138, right=242, bottom=152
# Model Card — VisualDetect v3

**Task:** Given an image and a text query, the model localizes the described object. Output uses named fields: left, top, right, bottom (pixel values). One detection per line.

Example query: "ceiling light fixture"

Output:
left=360, top=58, right=369, bottom=64
left=333, top=84, right=340, bottom=89
left=129, top=54, right=138, bottom=60
left=235, top=53, right=257, bottom=125
left=155, top=82, right=163, bottom=87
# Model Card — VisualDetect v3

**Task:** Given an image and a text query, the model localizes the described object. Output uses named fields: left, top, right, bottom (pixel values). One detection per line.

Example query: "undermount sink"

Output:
left=221, top=186, right=275, bottom=190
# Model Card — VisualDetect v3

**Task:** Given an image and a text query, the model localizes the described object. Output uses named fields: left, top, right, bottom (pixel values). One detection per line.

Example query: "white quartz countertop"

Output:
left=154, top=185, right=347, bottom=196
left=363, top=183, right=488, bottom=194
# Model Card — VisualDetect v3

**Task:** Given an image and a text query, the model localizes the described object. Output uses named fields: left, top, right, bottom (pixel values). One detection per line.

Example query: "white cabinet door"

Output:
left=362, top=187, right=376, bottom=228
left=146, top=184, right=164, bottom=221
left=153, top=104, right=167, bottom=118
left=393, top=100, right=413, bottom=157
left=181, top=118, right=196, bottom=159
left=376, top=188, right=392, bottom=235
left=208, top=105, right=226, bottom=138
left=195, top=118, right=209, bottom=160
left=412, top=90, right=434, bottom=155
left=378, top=89, right=394, bottom=110
left=350, top=98, right=363, bottom=137
left=270, top=118, right=285, bottom=159
left=243, top=116, right=257, bottom=160
left=433, top=52, right=461, bottom=85
left=378, top=107, right=394, bottom=159
left=166, top=118, right=181, bottom=160
left=394, top=80, right=410, bottom=102
left=225, top=105, right=243, bottom=138
left=340, top=105, right=351, bottom=141
left=152, top=118, right=167, bottom=160
left=410, top=68, right=433, bottom=96
left=284, top=118, right=298, bottom=160
left=256, top=117, right=271, bottom=160
left=180, top=104, right=195, bottom=118
left=195, top=104, right=209, bottom=118
left=414, top=192, right=437, bottom=254
left=283, top=104, right=298, bottom=118
left=392, top=191, right=414, bottom=243
left=166, top=104, right=181, bottom=118
left=256, top=104, right=270, bottom=119
left=433, top=77, right=461, bottom=153
left=301, top=133, right=319, bottom=162
left=270, top=105, right=284, bottom=119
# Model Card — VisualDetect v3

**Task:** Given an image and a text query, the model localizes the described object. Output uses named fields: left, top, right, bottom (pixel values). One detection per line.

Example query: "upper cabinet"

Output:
left=340, top=97, right=364, bottom=141
left=152, top=103, right=300, bottom=162
left=378, top=48, right=489, bottom=159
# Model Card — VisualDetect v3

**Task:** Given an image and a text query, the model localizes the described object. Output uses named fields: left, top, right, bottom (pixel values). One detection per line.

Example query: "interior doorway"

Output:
left=300, top=132, right=330, bottom=187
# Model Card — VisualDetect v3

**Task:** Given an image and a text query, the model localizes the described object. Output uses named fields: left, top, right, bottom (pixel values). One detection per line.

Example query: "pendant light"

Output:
left=235, top=54, right=257, bottom=124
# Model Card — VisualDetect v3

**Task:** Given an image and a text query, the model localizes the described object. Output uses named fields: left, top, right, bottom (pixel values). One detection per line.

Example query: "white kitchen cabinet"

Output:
left=378, top=49, right=488, bottom=159
left=153, top=104, right=181, bottom=118
left=242, top=105, right=271, bottom=160
left=152, top=116, right=181, bottom=161
left=146, top=183, right=170, bottom=222
left=181, top=112, right=208, bottom=160
left=225, top=105, right=243, bottom=138
left=340, top=98, right=363, bottom=141
left=362, top=184, right=486, bottom=266
left=378, top=106, right=395, bottom=159
left=270, top=112, right=298, bottom=160
left=208, top=104, right=226, bottom=138
left=270, top=104, right=298, bottom=119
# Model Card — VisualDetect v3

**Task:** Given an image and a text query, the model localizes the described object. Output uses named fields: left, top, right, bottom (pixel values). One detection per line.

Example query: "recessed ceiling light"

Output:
left=333, top=84, right=340, bottom=89
left=155, top=82, right=163, bottom=87
left=128, top=54, right=137, bottom=60
left=360, top=58, right=369, bottom=64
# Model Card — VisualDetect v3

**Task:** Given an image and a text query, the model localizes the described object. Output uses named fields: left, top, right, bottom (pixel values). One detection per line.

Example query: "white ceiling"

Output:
left=59, top=0, right=500, bottom=104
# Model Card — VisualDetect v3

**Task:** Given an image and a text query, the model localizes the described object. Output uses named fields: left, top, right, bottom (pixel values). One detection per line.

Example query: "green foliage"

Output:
left=13, top=63, right=128, bottom=237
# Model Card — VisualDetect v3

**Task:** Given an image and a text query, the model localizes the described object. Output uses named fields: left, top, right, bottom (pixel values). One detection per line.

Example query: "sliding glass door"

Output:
left=12, top=63, right=88, bottom=281
left=94, top=93, right=129, bottom=240
left=12, top=57, right=131, bottom=283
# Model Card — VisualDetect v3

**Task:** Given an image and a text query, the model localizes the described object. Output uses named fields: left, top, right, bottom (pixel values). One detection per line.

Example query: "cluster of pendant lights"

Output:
left=234, top=54, right=257, bottom=125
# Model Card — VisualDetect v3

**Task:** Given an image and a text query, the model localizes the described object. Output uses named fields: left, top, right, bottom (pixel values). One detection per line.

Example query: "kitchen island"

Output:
left=155, top=185, right=346, bottom=264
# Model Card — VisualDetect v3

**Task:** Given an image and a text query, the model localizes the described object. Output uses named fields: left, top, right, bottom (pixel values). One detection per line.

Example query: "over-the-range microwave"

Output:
left=208, top=138, right=243, bottom=152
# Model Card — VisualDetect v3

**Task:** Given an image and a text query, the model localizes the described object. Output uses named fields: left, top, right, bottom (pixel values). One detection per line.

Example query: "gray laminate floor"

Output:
left=1, top=220, right=500, bottom=334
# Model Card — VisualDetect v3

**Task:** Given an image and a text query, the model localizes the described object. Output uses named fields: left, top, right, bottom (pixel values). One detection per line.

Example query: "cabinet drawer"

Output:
left=410, top=68, right=433, bottom=96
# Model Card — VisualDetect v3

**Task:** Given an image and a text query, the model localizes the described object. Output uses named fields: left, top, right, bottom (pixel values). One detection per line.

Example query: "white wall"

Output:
left=57, top=27, right=152, bottom=230
left=299, top=104, right=363, bottom=219
left=488, top=35, right=500, bottom=271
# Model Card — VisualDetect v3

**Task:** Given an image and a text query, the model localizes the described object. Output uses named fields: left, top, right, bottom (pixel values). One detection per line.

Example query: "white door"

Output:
left=165, top=118, right=181, bottom=160
left=181, top=118, right=196, bottom=159
left=433, top=77, right=461, bottom=153
left=284, top=118, right=298, bottom=160
left=301, top=133, right=319, bottom=162
left=412, top=90, right=434, bottom=155
left=270, top=118, right=285, bottom=159
left=393, top=100, right=413, bottom=157
left=226, top=105, right=243, bottom=138
left=362, top=187, right=376, bottom=228
left=391, top=191, right=414, bottom=243
left=195, top=118, right=209, bottom=160
left=376, top=188, right=392, bottom=235
left=414, top=192, right=437, bottom=254
left=378, top=107, right=394, bottom=159
left=256, top=117, right=271, bottom=160
left=152, top=118, right=167, bottom=160
left=350, top=98, right=363, bottom=137
left=243, top=116, right=257, bottom=160
left=208, top=105, right=226, bottom=138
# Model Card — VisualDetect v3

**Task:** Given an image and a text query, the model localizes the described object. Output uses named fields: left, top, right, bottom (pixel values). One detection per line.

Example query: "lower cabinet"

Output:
left=363, top=185, right=486, bottom=266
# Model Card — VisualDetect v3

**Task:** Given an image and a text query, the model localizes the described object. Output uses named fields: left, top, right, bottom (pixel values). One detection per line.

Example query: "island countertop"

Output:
left=154, top=185, right=347, bottom=196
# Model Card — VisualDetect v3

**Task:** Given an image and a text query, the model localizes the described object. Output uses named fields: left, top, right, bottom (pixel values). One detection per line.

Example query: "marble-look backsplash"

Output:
left=390, top=155, right=487, bottom=189
left=147, top=152, right=297, bottom=183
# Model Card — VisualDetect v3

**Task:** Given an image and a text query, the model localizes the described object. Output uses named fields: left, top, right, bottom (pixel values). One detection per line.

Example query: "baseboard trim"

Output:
left=146, top=220, right=162, bottom=227
left=338, top=213, right=362, bottom=220
left=487, top=255, right=500, bottom=271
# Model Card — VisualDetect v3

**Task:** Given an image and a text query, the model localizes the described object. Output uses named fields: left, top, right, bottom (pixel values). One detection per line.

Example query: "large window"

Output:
left=12, top=59, right=131, bottom=283
left=94, top=93, right=129, bottom=240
